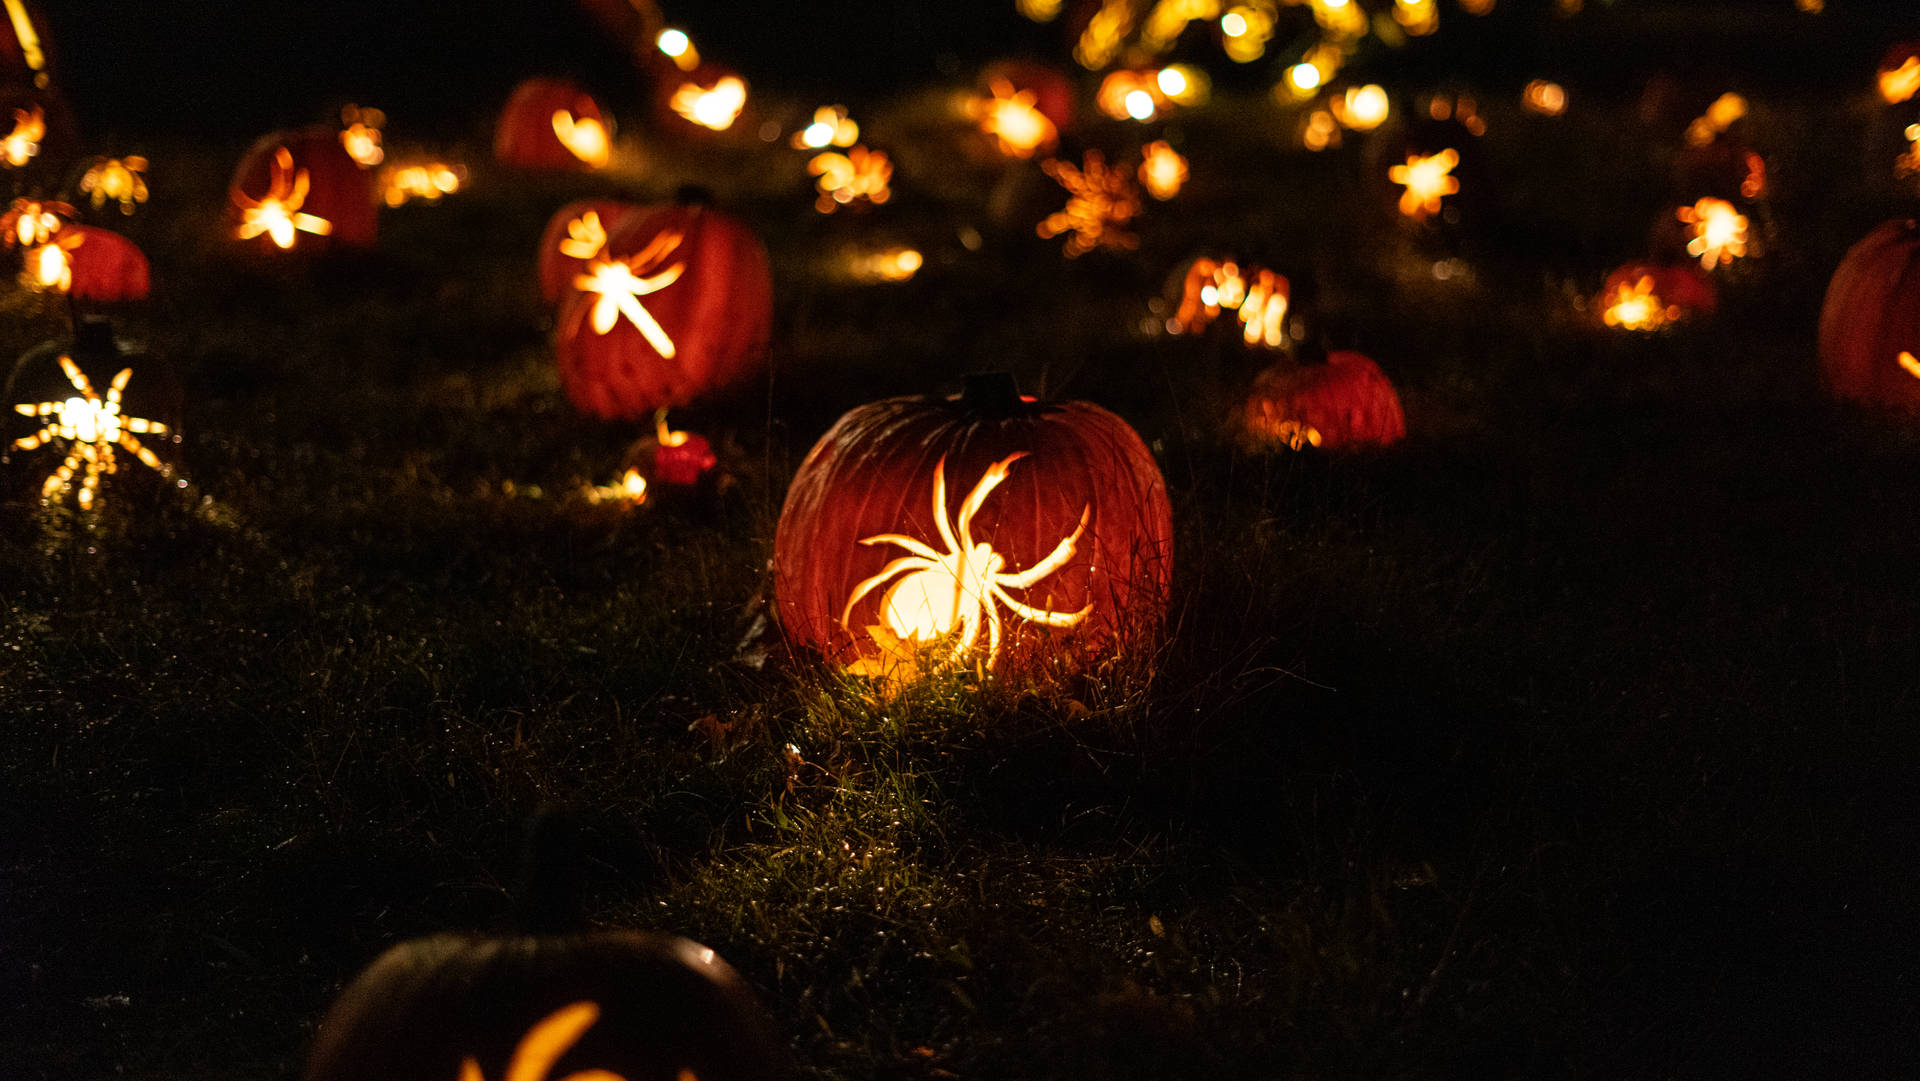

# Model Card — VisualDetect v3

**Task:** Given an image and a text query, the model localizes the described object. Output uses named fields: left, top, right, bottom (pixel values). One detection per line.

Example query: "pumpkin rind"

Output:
left=553, top=203, right=772, bottom=420
left=1817, top=219, right=1920, bottom=414
left=773, top=391, right=1173, bottom=681
left=64, top=225, right=148, bottom=302
left=1244, top=351, right=1406, bottom=450
left=496, top=77, right=611, bottom=171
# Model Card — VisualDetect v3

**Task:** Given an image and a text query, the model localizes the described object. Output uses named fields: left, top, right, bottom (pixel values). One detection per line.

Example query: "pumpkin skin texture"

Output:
left=554, top=203, right=772, bottom=420
left=229, top=128, right=378, bottom=251
left=64, top=225, right=148, bottom=302
left=1244, top=351, right=1406, bottom=451
left=302, top=931, right=787, bottom=1081
left=1818, top=219, right=1920, bottom=414
left=774, top=381, right=1174, bottom=683
left=537, top=198, right=648, bottom=304
left=498, top=77, right=611, bottom=171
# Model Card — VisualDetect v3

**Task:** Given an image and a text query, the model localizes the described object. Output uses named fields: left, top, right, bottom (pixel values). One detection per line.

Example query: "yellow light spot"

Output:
left=1883, top=57, right=1920, bottom=105
left=847, top=246, right=922, bottom=283
left=233, top=147, right=334, bottom=249
left=379, top=161, right=466, bottom=207
left=1302, top=110, right=1338, bottom=151
left=1900, top=351, right=1920, bottom=380
left=1393, top=0, right=1438, bottom=35
left=1388, top=149, right=1460, bottom=220
left=1038, top=151, right=1141, bottom=257
left=1125, top=89, right=1157, bottom=120
left=793, top=105, right=858, bottom=149
left=550, top=110, right=610, bottom=168
left=1137, top=140, right=1187, bottom=200
left=2, top=0, right=45, bottom=75
left=1521, top=79, right=1566, bottom=116
left=974, top=79, right=1057, bottom=158
left=808, top=146, right=892, bottom=213
left=1677, top=197, right=1748, bottom=271
left=1155, top=64, right=1209, bottom=105
left=1685, top=92, right=1746, bottom=147
left=1156, top=67, right=1187, bottom=98
left=557, top=211, right=608, bottom=261
left=1221, top=10, right=1247, bottom=35
left=1601, top=275, right=1683, bottom=332
left=79, top=157, right=151, bottom=214
left=1331, top=84, right=1388, bottom=130
left=1074, top=0, right=1134, bottom=69
left=1168, top=258, right=1289, bottom=347
left=670, top=76, right=747, bottom=131
left=656, top=28, right=699, bottom=71
left=11, top=356, right=176, bottom=511
left=338, top=105, right=385, bottom=167
left=1097, top=70, right=1163, bottom=121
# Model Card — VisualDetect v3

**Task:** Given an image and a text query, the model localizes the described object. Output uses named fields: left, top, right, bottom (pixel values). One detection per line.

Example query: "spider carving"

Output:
left=12, top=355, right=173, bottom=509
left=233, top=146, right=333, bottom=249
left=842, top=452, right=1092, bottom=672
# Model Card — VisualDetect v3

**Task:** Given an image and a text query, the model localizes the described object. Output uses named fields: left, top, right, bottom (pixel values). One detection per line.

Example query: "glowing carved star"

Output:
left=670, top=76, right=746, bottom=131
left=550, top=110, right=610, bottom=168
left=1038, top=151, right=1140, bottom=258
left=233, top=147, right=333, bottom=249
left=843, top=452, right=1091, bottom=677
left=1601, top=276, right=1681, bottom=332
left=573, top=229, right=686, bottom=358
left=973, top=79, right=1055, bottom=159
left=808, top=146, right=892, bottom=213
left=0, top=105, right=43, bottom=167
left=1678, top=197, right=1748, bottom=271
left=12, top=355, right=173, bottom=510
left=458, top=1000, right=651, bottom=1081
left=1389, top=149, right=1460, bottom=221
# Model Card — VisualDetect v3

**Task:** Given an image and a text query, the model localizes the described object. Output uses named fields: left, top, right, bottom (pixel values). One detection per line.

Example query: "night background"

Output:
left=5, top=0, right=1920, bottom=1078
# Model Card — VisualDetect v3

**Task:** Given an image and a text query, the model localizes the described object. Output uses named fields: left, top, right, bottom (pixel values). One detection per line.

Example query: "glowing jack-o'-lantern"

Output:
left=554, top=202, right=772, bottom=420
left=1597, top=264, right=1716, bottom=332
left=774, top=374, right=1173, bottom=685
left=972, top=78, right=1057, bottom=159
left=807, top=146, right=891, bottom=213
left=0, top=103, right=41, bottom=166
left=1244, top=352, right=1406, bottom=451
left=60, top=225, right=150, bottom=302
left=1038, top=151, right=1140, bottom=257
left=338, top=104, right=385, bottom=167
left=230, top=129, right=378, bottom=251
left=537, top=199, right=649, bottom=304
left=2, top=195, right=69, bottom=246
left=379, top=160, right=466, bottom=208
left=1677, top=197, right=1749, bottom=271
left=496, top=79, right=613, bottom=171
left=668, top=70, right=747, bottom=132
left=11, top=353, right=173, bottom=509
left=1389, top=149, right=1459, bottom=221
left=1137, top=140, right=1187, bottom=201
left=77, top=157, right=149, bottom=215
left=791, top=105, right=858, bottom=149
left=19, top=226, right=76, bottom=291
left=1879, top=45, right=1920, bottom=105
left=301, top=931, right=787, bottom=1081
left=1167, top=258, right=1290, bottom=349
left=980, top=61, right=1074, bottom=130
left=1817, top=219, right=1920, bottom=413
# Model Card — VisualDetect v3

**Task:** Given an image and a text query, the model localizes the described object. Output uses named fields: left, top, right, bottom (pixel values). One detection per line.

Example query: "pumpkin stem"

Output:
left=73, top=315, right=116, bottom=367
left=673, top=183, right=715, bottom=207
left=960, top=372, right=1021, bottom=417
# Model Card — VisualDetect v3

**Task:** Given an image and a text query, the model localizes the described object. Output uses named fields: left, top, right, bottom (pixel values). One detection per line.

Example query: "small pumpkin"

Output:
left=1596, top=263, right=1717, bottom=331
left=63, top=224, right=149, bottom=302
left=230, top=128, right=378, bottom=251
left=1817, top=218, right=1920, bottom=414
left=1243, top=351, right=1406, bottom=450
left=980, top=60, right=1074, bottom=131
left=774, top=374, right=1173, bottom=684
left=553, top=201, right=772, bottom=420
left=537, top=198, right=649, bottom=304
left=496, top=78, right=612, bottom=171
left=303, top=930, right=787, bottom=1081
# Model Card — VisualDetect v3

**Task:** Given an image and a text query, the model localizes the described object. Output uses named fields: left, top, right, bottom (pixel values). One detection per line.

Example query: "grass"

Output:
left=3, top=82, right=1920, bottom=1081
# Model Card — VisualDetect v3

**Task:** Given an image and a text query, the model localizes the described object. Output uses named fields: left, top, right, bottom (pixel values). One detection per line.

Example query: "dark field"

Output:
left=5, top=25, right=1920, bottom=1081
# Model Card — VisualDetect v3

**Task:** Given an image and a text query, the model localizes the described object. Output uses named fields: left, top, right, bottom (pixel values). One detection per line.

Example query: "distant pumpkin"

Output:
left=496, top=78, right=612, bottom=171
left=1244, top=351, right=1406, bottom=450
left=1818, top=218, right=1920, bottom=413
left=303, top=930, right=787, bottom=1081
left=63, top=225, right=149, bottom=302
left=229, top=127, right=378, bottom=251
left=553, top=202, right=772, bottom=420
left=774, top=374, right=1174, bottom=685
left=537, top=198, right=648, bottom=304
left=1597, top=263, right=1717, bottom=331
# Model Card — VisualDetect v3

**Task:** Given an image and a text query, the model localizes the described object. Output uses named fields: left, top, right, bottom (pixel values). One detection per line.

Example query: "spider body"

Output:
left=12, top=354, right=171, bottom=508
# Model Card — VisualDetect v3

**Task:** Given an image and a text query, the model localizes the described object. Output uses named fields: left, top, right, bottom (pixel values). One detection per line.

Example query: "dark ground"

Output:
left=5, top=4, right=1920, bottom=1080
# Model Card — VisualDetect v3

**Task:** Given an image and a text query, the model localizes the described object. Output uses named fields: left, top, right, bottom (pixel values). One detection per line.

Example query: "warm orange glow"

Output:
left=1795, top=0, right=1822, bottom=9
left=12, top=355, right=174, bottom=511
left=793, top=105, right=858, bottom=149
left=1137, top=141, right=1187, bottom=200
left=1601, top=275, right=1683, bottom=332
left=1256, top=418, right=1322, bottom=450
left=1, top=105, right=43, bottom=167
left=974, top=78, right=1057, bottom=159
left=550, top=110, right=610, bottom=168
left=379, top=161, right=466, bottom=207
left=1330, top=84, right=1389, bottom=130
left=1169, top=258, right=1289, bottom=348
left=670, top=76, right=747, bottom=131
left=1038, top=151, right=1141, bottom=257
left=1901, top=351, right=1920, bottom=380
left=1156, top=64, right=1209, bottom=106
left=809, top=146, right=892, bottom=213
left=586, top=468, right=649, bottom=505
left=1221, top=4, right=1274, bottom=63
left=79, top=158, right=150, bottom=214
left=1739, top=150, right=1766, bottom=199
left=233, top=147, right=334, bottom=249
left=654, top=408, right=689, bottom=448
left=1522, top=80, right=1566, bottom=116
left=1677, top=197, right=1748, bottom=271
left=22, top=232, right=76, bottom=292
left=4, top=197, right=68, bottom=246
left=656, top=29, right=699, bottom=71
left=845, top=246, right=922, bottom=283
left=1139, top=0, right=1221, bottom=56
left=843, top=453, right=1090, bottom=675
left=1018, top=0, right=1062, bottom=21
left=1312, top=0, right=1367, bottom=37
left=2, top=0, right=46, bottom=83
left=1685, top=92, right=1747, bottom=148
left=339, top=105, right=385, bottom=167
left=1389, top=149, right=1460, bottom=220
left=557, top=211, right=609, bottom=261
left=458, top=1001, right=632, bottom=1081
left=1074, top=0, right=1134, bottom=69
left=1302, top=110, right=1339, bottom=151
left=1881, top=56, right=1920, bottom=105
left=1901, top=123, right=1920, bottom=180
left=1393, top=0, right=1438, bottom=35
left=574, top=229, right=687, bottom=358
left=1097, top=70, right=1164, bottom=121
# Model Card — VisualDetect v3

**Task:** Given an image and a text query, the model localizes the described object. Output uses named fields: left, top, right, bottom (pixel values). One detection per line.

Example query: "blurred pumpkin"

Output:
left=303, top=930, right=786, bottom=1081
left=980, top=59, right=1074, bottom=130
left=63, top=225, right=148, bottom=302
left=1244, top=351, right=1405, bottom=450
left=553, top=201, right=772, bottom=420
left=658, top=62, right=748, bottom=134
left=1818, top=218, right=1920, bottom=413
left=774, top=373, right=1173, bottom=685
left=1597, top=263, right=1717, bottom=331
left=229, top=128, right=377, bottom=251
left=496, top=78, right=612, bottom=171
left=0, top=0, right=54, bottom=87
left=537, top=198, right=649, bottom=304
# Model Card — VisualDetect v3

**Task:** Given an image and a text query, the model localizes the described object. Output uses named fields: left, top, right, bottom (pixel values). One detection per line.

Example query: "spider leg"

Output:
left=954, top=452, right=1026, bottom=549
left=58, top=355, right=94, bottom=398
left=16, top=400, right=58, bottom=417
left=42, top=448, right=80, bottom=499
left=119, top=433, right=171, bottom=477
left=615, top=290, right=678, bottom=359
left=108, top=367, right=132, bottom=407
left=857, top=533, right=942, bottom=561
left=628, top=229, right=684, bottom=272
left=996, top=504, right=1090, bottom=588
left=994, top=587, right=1093, bottom=628
left=12, top=423, right=57, bottom=450
left=930, top=458, right=959, bottom=555
left=78, top=453, right=103, bottom=509
left=841, top=556, right=935, bottom=628
left=126, top=415, right=167, bottom=436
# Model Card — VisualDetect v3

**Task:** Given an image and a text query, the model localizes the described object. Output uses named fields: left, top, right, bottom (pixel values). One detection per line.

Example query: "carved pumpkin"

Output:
left=63, top=225, right=148, bottom=302
left=980, top=60, right=1074, bottom=131
left=1817, top=219, right=1920, bottom=414
left=303, top=930, right=786, bottom=1081
left=537, top=198, right=648, bottom=304
left=1244, top=352, right=1406, bottom=450
left=0, top=0, right=54, bottom=88
left=774, top=374, right=1173, bottom=684
left=659, top=62, right=748, bottom=134
left=1597, top=263, right=1717, bottom=331
left=496, top=78, right=612, bottom=171
left=229, top=128, right=377, bottom=251
left=553, top=202, right=772, bottom=420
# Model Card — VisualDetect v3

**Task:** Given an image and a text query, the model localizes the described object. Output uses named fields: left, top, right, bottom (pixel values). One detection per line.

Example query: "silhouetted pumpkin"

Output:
left=64, top=225, right=148, bottom=302
left=537, top=198, right=648, bottom=304
left=229, top=128, right=377, bottom=251
left=1818, top=218, right=1920, bottom=414
left=774, top=374, right=1173, bottom=684
left=1244, top=351, right=1405, bottom=450
left=553, top=202, right=772, bottom=420
left=303, top=930, right=786, bottom=1081
left=496, top=77, right=612, bottom=171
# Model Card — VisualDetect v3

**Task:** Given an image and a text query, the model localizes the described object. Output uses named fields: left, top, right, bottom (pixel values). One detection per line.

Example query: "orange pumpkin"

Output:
left=553, top=202, right=772, bottom=420
left=774, top=374, right=1174, bottom=684
left=1597, top=263, right=1718, bottom=330
left=537, top=198, right=648, bottom=304
left=229, top=128, right=378, bottom=251
left=1817, top=219, right=1920, bottom=414
left=1244, top=351, right=1406, bottom=450
left=64, top=225, right=148, bottom=302
left=495, top=77, right=612, bottom=171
